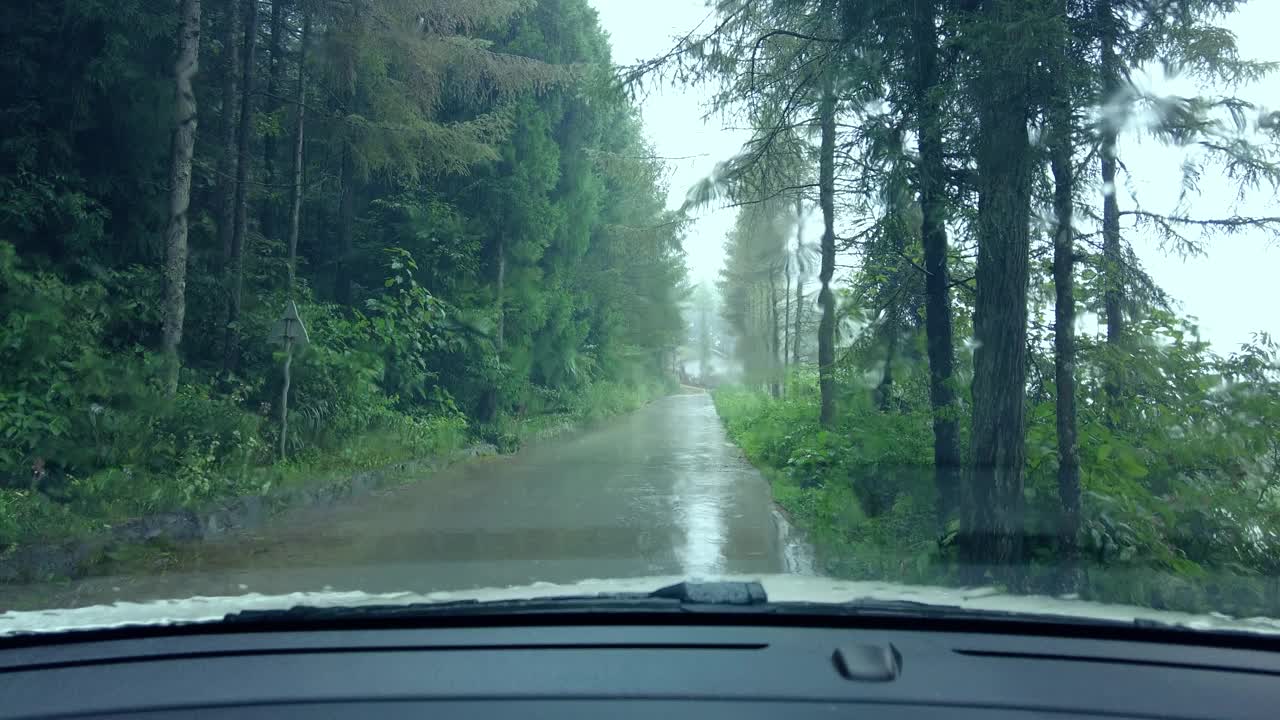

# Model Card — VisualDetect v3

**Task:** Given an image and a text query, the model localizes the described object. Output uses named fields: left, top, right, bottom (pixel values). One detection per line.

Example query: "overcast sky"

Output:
left=589, top=0, right=1278, bottom=353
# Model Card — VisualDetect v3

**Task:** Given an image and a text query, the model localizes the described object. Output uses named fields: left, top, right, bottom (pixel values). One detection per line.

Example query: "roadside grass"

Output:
left=712, top=384, right=945, bottom=587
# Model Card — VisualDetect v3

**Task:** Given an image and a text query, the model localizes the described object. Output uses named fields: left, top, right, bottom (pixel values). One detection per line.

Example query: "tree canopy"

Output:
left=0, top=0, right=687, bottom=542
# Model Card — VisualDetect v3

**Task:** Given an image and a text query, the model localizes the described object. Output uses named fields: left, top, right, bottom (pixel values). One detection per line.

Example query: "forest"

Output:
left=4, top=0, right=1280, bottom=617
left=0, top=0, right=686, bottom=550
left=665, top=0, right=1280, bottom=612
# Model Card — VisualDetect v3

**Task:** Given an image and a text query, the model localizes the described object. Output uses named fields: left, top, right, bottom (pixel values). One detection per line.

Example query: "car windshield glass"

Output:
left=2, top=0, right=1280, bottom=631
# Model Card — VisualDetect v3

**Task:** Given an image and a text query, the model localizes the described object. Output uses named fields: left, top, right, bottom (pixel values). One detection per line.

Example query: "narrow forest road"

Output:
left=5, top=392, right=814, bottom=610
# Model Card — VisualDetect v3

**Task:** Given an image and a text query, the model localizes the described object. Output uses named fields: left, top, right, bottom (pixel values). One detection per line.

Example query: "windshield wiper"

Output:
left=219, top=581, right=1275, bottom=645
left=222, top=581, right=772, bottom=625
left=218, top=580, right=1043, bottom=628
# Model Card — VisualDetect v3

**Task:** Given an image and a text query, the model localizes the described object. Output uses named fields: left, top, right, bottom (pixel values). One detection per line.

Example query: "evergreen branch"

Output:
left=1120, top=209, right=1280, bottom=231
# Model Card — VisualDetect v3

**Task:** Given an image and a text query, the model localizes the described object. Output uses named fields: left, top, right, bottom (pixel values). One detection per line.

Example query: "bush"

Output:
left=713, top=382, right=941, bottom=583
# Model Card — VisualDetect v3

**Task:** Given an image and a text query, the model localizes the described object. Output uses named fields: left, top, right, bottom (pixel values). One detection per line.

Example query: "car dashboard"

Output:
left=1, top=613, right=1276, bottom=719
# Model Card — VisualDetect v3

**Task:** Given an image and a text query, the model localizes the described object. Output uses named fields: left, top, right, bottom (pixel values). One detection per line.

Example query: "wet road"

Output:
left=6, top=392, right=812, bottom=609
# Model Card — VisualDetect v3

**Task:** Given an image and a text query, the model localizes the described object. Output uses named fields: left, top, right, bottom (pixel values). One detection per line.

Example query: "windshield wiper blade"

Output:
left=214, top=581, right=1251, bottom=640
left=220, top=581, right=772, bottom=625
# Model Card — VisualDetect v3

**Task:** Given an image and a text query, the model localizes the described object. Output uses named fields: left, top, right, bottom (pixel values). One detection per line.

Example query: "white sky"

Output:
left=590, top=0, right=1279, bottom=353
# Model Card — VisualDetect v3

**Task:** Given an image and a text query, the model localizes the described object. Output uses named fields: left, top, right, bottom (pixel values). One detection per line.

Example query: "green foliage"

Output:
left=0, top=0, right=686, bottom=559
left=714, top=380, right=940, bottom=582
left=716, top=314, right=1280, bottom=614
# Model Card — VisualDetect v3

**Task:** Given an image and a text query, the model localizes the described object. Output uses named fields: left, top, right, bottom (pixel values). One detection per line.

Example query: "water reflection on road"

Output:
left=5, top=393, right=814, bottom=609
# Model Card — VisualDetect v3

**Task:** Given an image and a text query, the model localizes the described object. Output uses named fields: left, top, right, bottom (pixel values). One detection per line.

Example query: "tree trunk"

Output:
left=161, top=0, right=202, bottom=397
left=769, top=264, right=781, bottom=398
left=817, top=73, right=837, bottom=429
left=1099, top=0, right=1123, bottom=404
left=496, top=235, right=506, bottom=353
left=793, top=197, right=804, bottom=366
left=482, top=235, right=506, bottom=422
left=261, top=0, right=286, bottom=242
left=1050, top=4, right=1081, bottom=593
left=876, top=316, right=897, bottom=412
left=963, top=0, right=1034, bottom=580
left=222, top=0, right=258, bottom=378
left=217, top=0, right=240, bottom=298
left=699, top=301, right=711, bottom=385
left=286, top=11, right=309, bottom=297
left=912, top=0, right=962, bottom=529
left=335, top=144, right=356, bottom=305
left=333, top=8, right=359, bottom=306
left=783, top=262, right=791, bottom=374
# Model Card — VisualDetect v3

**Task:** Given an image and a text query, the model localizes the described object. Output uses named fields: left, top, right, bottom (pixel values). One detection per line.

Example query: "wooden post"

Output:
left=272, top=301, right=307, bottom=460
left=280, top=334, right=293, bottom=462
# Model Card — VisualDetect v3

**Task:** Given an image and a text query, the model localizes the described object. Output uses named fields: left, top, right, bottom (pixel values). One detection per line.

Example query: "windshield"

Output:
left=2, top=0, right=1279, bottom=631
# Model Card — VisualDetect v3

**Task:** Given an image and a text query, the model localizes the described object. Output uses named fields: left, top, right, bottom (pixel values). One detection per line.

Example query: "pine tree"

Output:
left=161, top=0, right=203, bottom=396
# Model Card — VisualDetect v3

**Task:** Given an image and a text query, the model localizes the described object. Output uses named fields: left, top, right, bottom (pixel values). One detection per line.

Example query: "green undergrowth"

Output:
left=713, top=383, right=944, bottom=586
left=714, top=378, right=1280, bottom=617
left=477, top=377, right=676, bottom=452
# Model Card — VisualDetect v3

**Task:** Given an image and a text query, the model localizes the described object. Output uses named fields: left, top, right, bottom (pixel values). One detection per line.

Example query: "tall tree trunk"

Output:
left=793, top=197, right=804, bottom=366
left=217, top=0, right=240, bottom=297
left=222, top=0, right=259, bottom=377
left=783, top=262, right=791, bottom=374
left=1050, top=5, right=1081, bottom=593
left=963, top=0, right=1034, bottom=580
left=769, top=265, right=781, bottom=398
left=876, top=316, right=897, bottom=412
left=261, top=0, right=286, bottom=242
left=335, top=142, right=356, bottom=305
left=699, top=301, right=711, bottom=385
left=912, top=0, right=962, bottom=529
left=1099, top=0, right=1123, bottom=404
left=286, top=11, right=310, bottom=297
left=495, top=235, right=506, bottom=354
left=481, top=235, right=506, bottom=422
left=333, top=6, right=359, bottom=306
left=161, top=0, right=202, bottom=397
left=817, top=73, right=837, bottom=429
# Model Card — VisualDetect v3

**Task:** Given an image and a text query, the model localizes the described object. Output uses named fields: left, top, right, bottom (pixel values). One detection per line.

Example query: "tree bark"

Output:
left=793, top=197, right=804, bottom=366
left=261, top=0, right=286, bottom=242
left=1050, top=4, right=1081, bottom=593
left=161, top=0, right=202, bottom=397
left=286, top=10, right=309, bottom=297
left=912, top=0, right=962, bottom=529
left=1100, top=0, right=1124, bottom=404
left=769, top=264, right=781, bottom=398
left=335, top=144, right=356, bottom=304
left=217, top=0, right=240, bottom=297
left=963, top=0, right=1034, bottom=580
left=222, top=0, right=258, bottom=377
left=817, top=73, right=837, bottom=429
left=496, top=235, right=506, bottom=353
left=783, top=262, right=791, bottom=374
left=699, top=299, right=711, bottom=385
left=333, top=5, right=359, bottom=306
left=481, top=235, right=506, bottom=422
left=876, top=316, right=897, bottom=412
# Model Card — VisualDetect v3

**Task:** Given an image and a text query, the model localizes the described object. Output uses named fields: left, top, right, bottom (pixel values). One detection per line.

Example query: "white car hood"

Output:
left=4, top=573, right=1280, bottom=637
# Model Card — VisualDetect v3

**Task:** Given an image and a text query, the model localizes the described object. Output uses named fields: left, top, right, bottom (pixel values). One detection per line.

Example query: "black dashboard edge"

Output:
left=4, top=607, right=1280, bottom=654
